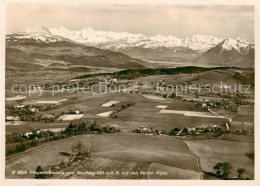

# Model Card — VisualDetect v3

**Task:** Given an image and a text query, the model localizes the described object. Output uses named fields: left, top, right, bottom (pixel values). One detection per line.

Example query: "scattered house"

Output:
left=136, top=126, right=152, bottom=133
left=194, top=127, right=206, bottom=133
left=75, top=110, right=81, bottom=115
left=225, top=123, right=230, bottom=130
left=14, top=116, right=20, bottom=121
left=35, top=129, right=41, bottom=134
left=202, top=102, right=207, bottom=107
left=23, top=130, right=40, bottom=138
left=111, top=125, right=120, bottom=130
left=5, top=116, right=20, bottom=121
left=64, top=110, right=82, bottom=115
left=5, top=116, right=14, bottom=121
left=111, top=78, right=118, bottom=83
left=202, top=99, right=214, bottom=107
left=23, top=132, right=33, bottom=138
left=14, top=105, right=25, bottom=109
left=30, top=107, right=39, bottom=113
left=42, top=114, right=55, bottom=120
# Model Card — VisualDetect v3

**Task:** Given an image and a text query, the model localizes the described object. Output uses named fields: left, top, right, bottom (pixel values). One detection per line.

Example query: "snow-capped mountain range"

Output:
left=8, top=26, right=253, bottom=53
left=7, top=26, right=254, bottom=67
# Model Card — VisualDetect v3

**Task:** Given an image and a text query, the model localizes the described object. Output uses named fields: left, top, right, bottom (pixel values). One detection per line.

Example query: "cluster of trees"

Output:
left=6, top=132, right=67, bottom=156
left=34, top=142, right=91, bottom=179
left=67, top=142, right=91, bottom=164
left=132, top=124, right=252, bottom=138
left=211, top=162, right=248, bottom=179
left=6, top=121, right=119, bottom=156
left=112, top=103, right=135, bottom=119
left=75, top=67, right=234, bottom=80
left=213, top=162, right=232, bottom=178
left=63, top=121, right=120, bottom=136
left=35, top=166, right=47, bottom=179
left=169, top=125, right=252, bottom=137
left=168, top=126, right=230, bottom=137
left=6, top=130, right=56, bottom=144
left=120, top=103, right=135, bottom=110
left=20, top=114, right=55, bottom=123
left=220, top=94, right=249, bottom=111
left=6, top=104, right=55, bottom=122
left=111, top=67, right=233, bottom=80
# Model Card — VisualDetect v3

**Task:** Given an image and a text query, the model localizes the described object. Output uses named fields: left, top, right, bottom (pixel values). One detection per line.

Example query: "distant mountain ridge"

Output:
left=21, top=26, right=224, bottom=51
left=198, top=37, right=254, bottom=67
left=7, top=26, right=255, bottom=67
left=6, top=32, right=145, bottom=71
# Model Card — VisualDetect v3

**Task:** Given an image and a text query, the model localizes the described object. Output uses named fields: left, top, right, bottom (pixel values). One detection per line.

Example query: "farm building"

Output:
left=42, top=114, right=55, bottom=119
left=30, top=107, right=39, bottom=113
left=5, top=116, right=20, bottom=121
left=14, top=105, right=25, bottom=109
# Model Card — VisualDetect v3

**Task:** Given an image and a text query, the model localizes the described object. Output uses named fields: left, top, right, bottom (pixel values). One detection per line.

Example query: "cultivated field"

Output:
left=5, top=67, right=255, bottom=180
left=188, top=139, right=254, bottom=179
left=147, top=162, right=201, bottom=179
left=6, top=133, right=199, bottom=179
left=58, top=114, right=84, bottom=121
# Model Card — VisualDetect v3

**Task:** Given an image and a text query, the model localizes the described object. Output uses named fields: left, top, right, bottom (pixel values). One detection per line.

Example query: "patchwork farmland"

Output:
left=5, top=66, right=254, bottom=180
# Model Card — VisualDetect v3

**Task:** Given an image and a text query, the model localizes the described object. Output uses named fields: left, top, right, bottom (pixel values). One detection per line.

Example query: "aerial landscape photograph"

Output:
left=4, top=2, right=255, bottom=181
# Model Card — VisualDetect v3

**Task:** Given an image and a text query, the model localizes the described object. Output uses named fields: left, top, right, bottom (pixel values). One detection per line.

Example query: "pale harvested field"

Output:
left=143, top=94, right=166, bottom=100
left=159, top=109, right=222, bottom=118
left=36, top=100, right=60, bottom=104
left=58, top=114, right=84, bottom=121
left=5, top=95, right=26, bottom=101
left=102, top=101, right=120, bottom=107
left=6, top=92, right=228, bottom=131
left=156, top=105, right=168, bottom=109
left=5, top=133, right=199, bottom=179
left=188, top=139, right=254, bottom=179
left=97, top=111, right=113, bottom=117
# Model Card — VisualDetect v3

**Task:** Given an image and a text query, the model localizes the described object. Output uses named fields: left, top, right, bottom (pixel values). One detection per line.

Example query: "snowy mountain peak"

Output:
left=32, top=26, right=225, bottom=51
left=10, top=26, right=253, bottom=53
left=8, top=26, right=65, bottom=43
left=221, top=37, right=253, bottom=52
left=184, top=35, right=222, bottom=51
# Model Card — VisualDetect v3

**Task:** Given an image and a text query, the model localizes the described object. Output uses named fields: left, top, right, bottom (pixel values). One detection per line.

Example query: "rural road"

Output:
left=208, top=107, right=232, bottom=122
left=152, top=134, right=204, bottom=180
left=184, top=141, right=203, bottom=180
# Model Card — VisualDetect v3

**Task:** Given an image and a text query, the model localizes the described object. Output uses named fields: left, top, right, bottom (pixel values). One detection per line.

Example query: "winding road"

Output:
left=207, top=107, right=232, bottom=122
left=184, top=141, right=203, bottom=180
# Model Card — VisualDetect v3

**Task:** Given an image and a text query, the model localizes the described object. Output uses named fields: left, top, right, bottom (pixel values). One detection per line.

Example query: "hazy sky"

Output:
left=6, top=3, right=254, bottom=41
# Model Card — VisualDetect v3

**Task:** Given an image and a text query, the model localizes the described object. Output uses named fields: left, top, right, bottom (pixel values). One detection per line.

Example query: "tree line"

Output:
left=6, top=121, right=119, bottom=156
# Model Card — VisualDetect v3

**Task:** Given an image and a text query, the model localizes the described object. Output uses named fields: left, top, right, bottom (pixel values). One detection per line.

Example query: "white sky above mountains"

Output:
left=6, top=4, right=254, bottom=41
